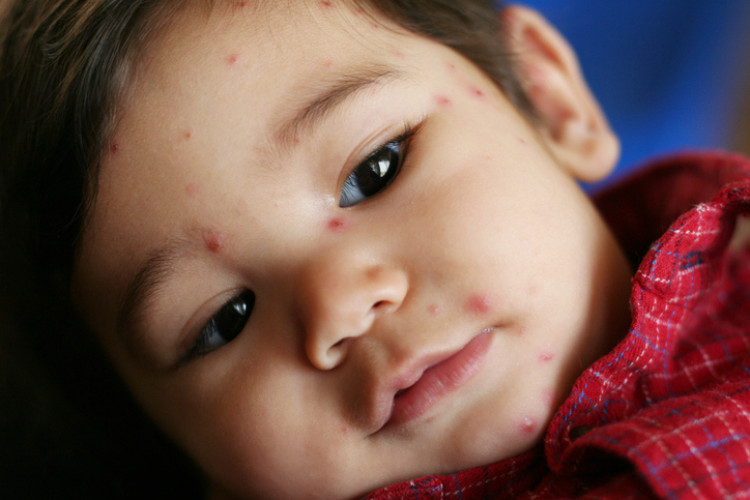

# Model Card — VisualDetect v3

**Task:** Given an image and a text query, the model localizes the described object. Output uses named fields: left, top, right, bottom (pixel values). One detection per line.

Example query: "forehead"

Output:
left=73, top=0, right=436, bottom=342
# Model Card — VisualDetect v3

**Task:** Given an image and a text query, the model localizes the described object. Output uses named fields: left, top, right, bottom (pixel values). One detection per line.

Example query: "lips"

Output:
left=371, top=327, right=494, bottom=433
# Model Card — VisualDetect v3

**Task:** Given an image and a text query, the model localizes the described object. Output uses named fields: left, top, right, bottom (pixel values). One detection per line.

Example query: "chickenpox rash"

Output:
left=468, top=86, right=486, bottom=100
left=542, top=388, right=556, bottom=408
left=327, top=217, right=348, bottom=233
left=465, top=294, right=492, bottom=315
left=203, top=230, right=225, bottom=254
left=520, top=417, right=537, bottom=434
left=434, top=94, right=452, bottom=108
left=428, top=304, right=442, bottom=316
left=539, top=351, right=554, bottom=363
left=226, top=53, right=239, bottom=65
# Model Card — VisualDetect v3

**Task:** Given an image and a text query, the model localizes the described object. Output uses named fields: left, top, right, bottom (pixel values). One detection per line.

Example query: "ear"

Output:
left=503, top=6, right=619, bottom=182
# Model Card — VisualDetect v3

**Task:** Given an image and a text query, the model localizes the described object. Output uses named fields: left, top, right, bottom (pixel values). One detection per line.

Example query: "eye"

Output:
left=185, top=290, right=255, bottom=361
left=339, top=133, right=409, bottom=208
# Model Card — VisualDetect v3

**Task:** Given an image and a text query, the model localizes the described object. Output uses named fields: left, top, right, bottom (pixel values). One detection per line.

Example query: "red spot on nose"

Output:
left=434, top=95, right=452, bottom=108
left=327, top=217, right=347, bottom=233
left=466, top=294, right=491, bottom=315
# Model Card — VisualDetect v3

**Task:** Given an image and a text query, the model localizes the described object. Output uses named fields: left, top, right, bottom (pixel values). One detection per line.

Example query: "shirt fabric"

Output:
left=364, top=151, right=750, bottom=499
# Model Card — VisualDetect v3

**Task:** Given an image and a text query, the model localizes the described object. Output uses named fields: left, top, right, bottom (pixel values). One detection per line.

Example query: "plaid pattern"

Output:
left=365, top=152, right=750, bottom=499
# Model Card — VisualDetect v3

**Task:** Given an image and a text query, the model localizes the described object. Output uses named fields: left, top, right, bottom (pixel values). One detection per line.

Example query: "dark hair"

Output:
left=0, top=1, right=528, bottom=496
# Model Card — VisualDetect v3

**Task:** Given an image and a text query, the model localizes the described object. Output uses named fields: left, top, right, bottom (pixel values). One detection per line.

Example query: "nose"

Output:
left=297, top=254, right=408, bottom=370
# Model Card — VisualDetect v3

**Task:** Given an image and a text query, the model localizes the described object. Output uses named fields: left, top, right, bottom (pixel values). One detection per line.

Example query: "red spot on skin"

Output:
left=468, top=86, right=485, bottom=99
left=520, top=417, right=536, bottom=434
left=466, top=294, right=491, bottom=316
left=226, top=53, right=239, bottom=65
left=185, top=183, right=198, bottom=197
left=109, top=141, right=120, bottom=156
left=203, top=231, right=225, bottom=254
left=323, top=60, right=335, bottom=69
left=319, top=0, right=332, bottom=7
left=445, top=61, right=456, bottom=72
left=539, top=351, right=554, bottom=363
left=392, top=49, right=405, bottom=59
left=518, top=136, right=527, bottom=145
left=428, top=304, right=442, bottom=316
left=434, top=94, right=452, bottom=108
left=183, top=130, right=192, bottom=140
left=327, top=217, right=347, bottom=233
left=230, top=0, right=247, bottom=9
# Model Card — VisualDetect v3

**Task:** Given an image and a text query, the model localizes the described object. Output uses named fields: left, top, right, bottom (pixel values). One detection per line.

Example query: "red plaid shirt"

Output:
left=365, top=151, right=750, bottom=500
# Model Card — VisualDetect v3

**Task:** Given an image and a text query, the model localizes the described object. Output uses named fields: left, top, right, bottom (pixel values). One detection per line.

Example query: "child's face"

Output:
left=73, top=3, right=631, bottom=498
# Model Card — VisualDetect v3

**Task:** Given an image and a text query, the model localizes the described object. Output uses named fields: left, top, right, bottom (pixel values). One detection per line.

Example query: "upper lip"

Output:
left=365, top=327, right=494, bottom=435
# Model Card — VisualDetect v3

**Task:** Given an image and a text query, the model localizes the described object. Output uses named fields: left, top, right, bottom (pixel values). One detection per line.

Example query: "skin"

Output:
left=73, top=2, right=632, bottom=499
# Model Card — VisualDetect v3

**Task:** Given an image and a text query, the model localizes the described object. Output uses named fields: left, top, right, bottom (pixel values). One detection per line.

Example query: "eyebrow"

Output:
left=275, top=65, right=403, bottom=150
left=116, top=65, right=403, bottom=362
left=117, top=237, right=194, bottom=359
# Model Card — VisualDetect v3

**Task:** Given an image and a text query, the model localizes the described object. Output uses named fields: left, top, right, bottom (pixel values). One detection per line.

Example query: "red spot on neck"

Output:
left=466, top=294, right=491, bottom=315
left=539, top=351, right=554, bottom=363
left=327, top=217, right=347, bottom=233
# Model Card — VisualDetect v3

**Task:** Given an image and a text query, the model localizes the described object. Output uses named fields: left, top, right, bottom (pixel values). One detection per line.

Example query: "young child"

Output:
left=1, top=1, right=748, bottom=499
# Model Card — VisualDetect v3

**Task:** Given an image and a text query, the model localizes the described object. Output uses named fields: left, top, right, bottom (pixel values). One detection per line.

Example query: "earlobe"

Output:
left=503, top=6, right=619, bottom=182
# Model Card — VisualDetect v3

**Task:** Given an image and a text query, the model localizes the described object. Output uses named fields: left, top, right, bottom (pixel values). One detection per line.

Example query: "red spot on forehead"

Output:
left=327, top=217, right=348, bottom=233
left=203, top=230, right=225, bottom=254
left=434, top=94, right=452, bottom=108
left=466, top=294, right=491, bottom=315
left=468, top=86, right=485, bottom=99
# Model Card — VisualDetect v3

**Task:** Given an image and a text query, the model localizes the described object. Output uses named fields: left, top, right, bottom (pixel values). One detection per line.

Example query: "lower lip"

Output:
left=387, top=329, right=494, bottom=428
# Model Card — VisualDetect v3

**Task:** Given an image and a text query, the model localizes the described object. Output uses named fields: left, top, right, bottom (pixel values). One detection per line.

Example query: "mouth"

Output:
left=372, top=327, right=495, bottom=433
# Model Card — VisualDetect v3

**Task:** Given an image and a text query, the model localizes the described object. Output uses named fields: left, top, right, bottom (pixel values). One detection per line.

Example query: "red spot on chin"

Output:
left=203, top=231, right=225, bottom=254
left=466, top=294, right=491, bottom=315
left=226, top=53, right=239, bottom=65
left=520, top=417, right=536, bottom=434
left=327, top=217, right=347, bottom=233
left=434, top=94, right=452, bottom=108
left=539, top=351, right=554, bottom=363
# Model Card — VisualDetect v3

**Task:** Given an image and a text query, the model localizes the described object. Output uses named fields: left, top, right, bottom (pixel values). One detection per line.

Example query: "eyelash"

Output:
left=182, top=290, right=255, bottom=364
left=339, top=125, right=415, bottom=208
